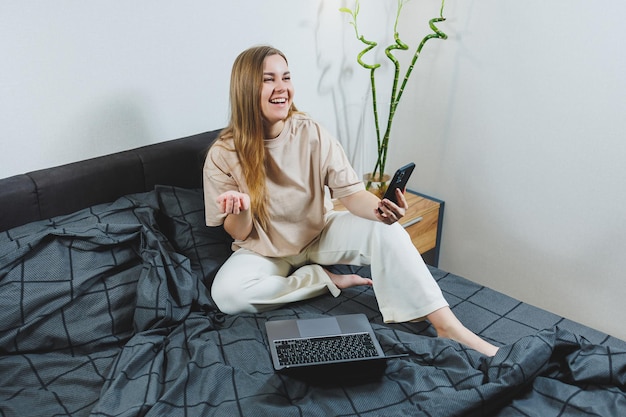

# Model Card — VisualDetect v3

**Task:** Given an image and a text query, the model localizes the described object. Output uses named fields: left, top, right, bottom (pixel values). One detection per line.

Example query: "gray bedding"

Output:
left=1, top=186, right=625, bottom=416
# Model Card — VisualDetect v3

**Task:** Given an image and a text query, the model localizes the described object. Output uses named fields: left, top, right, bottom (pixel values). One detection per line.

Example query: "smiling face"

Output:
left=260, top=54, right=294, bottom=138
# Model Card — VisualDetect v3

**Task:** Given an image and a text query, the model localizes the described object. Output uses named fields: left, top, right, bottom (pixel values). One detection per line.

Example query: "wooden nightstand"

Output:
left=332, top=189, right=444, bottom=266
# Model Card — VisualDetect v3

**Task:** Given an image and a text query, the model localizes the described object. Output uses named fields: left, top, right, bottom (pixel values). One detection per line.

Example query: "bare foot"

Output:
left=323, top=268, right=373, bottom=289
left=427, top=307, right=499, bottom=357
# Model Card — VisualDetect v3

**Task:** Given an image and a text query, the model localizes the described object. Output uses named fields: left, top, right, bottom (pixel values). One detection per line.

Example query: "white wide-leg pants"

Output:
left=211, top=211, right=448, bottom=323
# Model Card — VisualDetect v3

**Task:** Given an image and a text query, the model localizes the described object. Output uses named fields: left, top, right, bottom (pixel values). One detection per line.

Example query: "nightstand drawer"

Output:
left=402, top=206, right=438, bottom=254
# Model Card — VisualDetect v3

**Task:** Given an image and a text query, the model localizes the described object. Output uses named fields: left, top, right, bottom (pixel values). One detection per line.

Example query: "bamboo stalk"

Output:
left=341, top=0, right=448, bottom=188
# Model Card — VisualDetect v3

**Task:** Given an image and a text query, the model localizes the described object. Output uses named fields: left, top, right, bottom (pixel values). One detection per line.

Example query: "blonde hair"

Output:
left=216, top=45, right=298, bottom=231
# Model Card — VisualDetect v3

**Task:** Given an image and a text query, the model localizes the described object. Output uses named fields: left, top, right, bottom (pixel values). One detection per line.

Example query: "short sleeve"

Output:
left=203, top=144, right=239, bottom=227
left=320, top=126, right=365, bottom=199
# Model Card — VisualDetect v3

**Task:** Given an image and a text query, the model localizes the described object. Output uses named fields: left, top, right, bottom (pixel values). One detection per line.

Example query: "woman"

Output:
left=203, top=45, right=498, bottom=356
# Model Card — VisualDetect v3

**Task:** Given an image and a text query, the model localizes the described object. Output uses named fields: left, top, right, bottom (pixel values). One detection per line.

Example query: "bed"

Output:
left=1, top=129, right=625, bottom=417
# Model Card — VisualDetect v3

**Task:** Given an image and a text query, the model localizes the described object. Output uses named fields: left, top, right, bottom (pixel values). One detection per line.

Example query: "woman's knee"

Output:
left=372, top=221, right=411, bottom=247
left=210, top=275, right=256, bottom=315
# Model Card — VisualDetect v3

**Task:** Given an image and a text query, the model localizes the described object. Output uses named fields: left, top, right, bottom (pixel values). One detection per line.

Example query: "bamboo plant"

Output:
left=340, top=0, right=448, bottom=191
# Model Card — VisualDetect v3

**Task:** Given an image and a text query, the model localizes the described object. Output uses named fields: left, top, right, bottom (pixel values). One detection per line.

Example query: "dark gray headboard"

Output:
left=0, top=129, right=221, bottom=232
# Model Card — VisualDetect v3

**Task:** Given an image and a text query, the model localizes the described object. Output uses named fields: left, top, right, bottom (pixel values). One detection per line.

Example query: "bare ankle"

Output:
left=428, top=307, right=499, bottom=357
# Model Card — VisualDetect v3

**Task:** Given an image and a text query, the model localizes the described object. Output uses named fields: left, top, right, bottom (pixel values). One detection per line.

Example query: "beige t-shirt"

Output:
left=203, top=113, right=364, bottom=257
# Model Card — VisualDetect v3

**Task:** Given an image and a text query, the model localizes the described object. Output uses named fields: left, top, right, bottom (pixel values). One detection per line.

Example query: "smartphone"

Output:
left=379, top=162, right=415, bottom=211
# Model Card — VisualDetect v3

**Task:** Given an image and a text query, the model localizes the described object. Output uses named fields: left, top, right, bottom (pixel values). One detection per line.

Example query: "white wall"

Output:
left=0, top=0, right=346, bottom=176
left=390, top=0, right=626, bottom=340
left=1, top=1, right=625, bottom=340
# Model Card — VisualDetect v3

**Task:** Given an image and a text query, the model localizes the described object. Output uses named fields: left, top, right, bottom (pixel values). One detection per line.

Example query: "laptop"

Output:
left=265, top=313, right=406, bottom=382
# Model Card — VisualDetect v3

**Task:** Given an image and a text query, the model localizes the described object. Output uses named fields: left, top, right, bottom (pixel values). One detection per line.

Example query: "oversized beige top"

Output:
left=203, top=113, right=364, bottom=257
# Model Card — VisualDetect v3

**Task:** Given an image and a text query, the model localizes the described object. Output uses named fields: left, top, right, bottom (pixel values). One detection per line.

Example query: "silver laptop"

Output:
left=265, top=313, right=405, bottom=376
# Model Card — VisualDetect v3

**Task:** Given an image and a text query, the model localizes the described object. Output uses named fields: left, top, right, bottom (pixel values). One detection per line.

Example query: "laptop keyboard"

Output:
left=274, top=332, right=379, bottom=366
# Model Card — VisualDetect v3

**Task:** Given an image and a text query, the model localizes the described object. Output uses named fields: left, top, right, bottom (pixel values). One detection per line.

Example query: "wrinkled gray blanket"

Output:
left=1, top=186, right=624, bottom=416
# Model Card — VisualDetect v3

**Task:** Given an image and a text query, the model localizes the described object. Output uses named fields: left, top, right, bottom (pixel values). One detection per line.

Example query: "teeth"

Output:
left=270, top=98, right=286, bottom=103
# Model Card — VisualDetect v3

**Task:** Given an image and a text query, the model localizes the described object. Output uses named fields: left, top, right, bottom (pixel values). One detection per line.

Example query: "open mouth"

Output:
left=270, top=98, right=287, bottom=104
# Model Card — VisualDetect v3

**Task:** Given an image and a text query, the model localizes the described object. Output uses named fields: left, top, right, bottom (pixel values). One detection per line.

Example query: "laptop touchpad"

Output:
left=297, top=317, right=341, bottom=337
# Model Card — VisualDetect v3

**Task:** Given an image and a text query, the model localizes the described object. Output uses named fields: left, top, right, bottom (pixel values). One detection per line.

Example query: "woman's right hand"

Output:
left=217, top=191, right=250, bottom=215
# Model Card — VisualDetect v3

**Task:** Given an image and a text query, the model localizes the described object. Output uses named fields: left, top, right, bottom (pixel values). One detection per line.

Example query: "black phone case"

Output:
left=382, top=163, right=415, bottom=204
